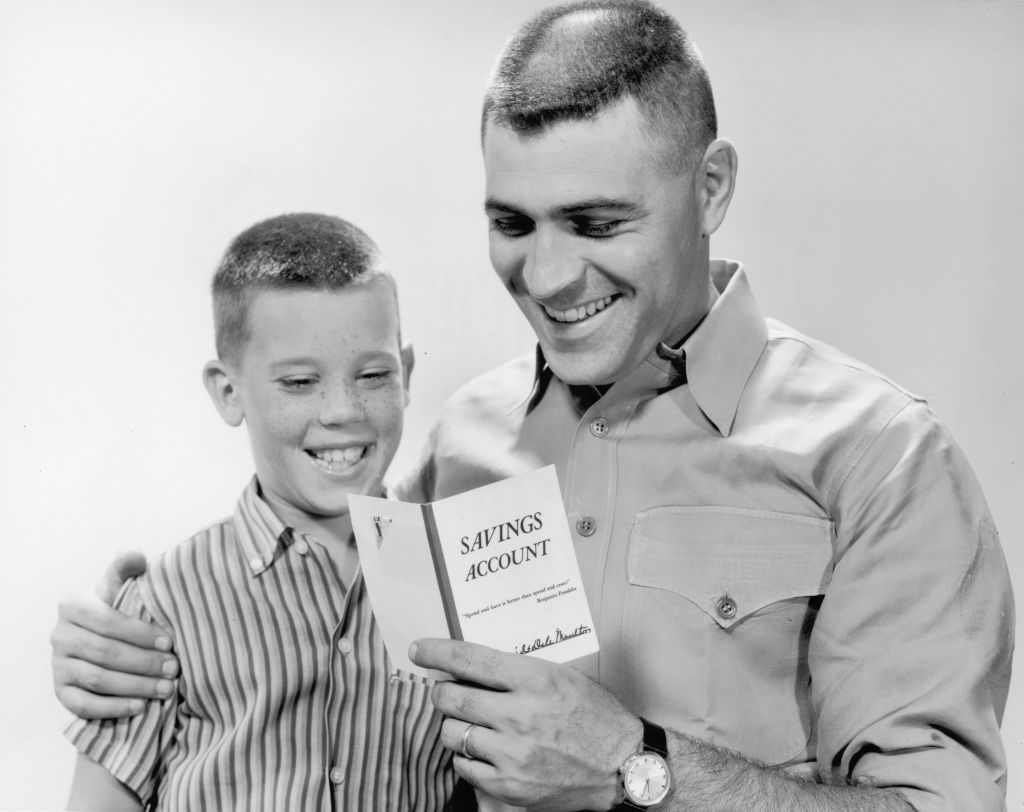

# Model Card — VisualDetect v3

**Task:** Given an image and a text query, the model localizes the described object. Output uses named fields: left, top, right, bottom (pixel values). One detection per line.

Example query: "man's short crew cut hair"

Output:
left=483, top=0, right=717, bottom=171
left=212, top=212, right=388, bottom=363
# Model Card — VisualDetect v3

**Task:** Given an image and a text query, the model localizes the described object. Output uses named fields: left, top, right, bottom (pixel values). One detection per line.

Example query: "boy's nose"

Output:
left=317, top=385, right=364, bottom=427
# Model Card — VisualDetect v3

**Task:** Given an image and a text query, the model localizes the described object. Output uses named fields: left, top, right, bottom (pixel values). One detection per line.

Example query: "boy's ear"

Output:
left=401, top=343, right=415, bottom=407
left=202, top=359, right=245, bottom=427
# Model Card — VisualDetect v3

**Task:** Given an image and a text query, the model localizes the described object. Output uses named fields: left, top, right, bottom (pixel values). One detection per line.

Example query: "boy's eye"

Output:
left=491, top=215, right=534, bottom=237
left=358, top=369, right=395, bottom=388
left=279, top=376, right=318, bottom=391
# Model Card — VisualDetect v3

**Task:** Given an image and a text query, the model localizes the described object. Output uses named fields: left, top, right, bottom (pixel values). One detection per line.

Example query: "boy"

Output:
left=65, top=213, right=457, bottom=810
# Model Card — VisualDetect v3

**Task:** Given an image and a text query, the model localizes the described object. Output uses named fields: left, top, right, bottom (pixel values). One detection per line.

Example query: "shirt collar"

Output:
left=683, top=260, right=768, bottom=436
left=526, top=260, right=767, bottom=436
left=232, top=476, right=294, bottom=577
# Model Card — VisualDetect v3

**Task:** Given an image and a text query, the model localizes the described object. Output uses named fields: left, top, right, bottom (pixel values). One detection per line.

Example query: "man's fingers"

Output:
left=53, top=609, right=177, bottom=682
left=410, top=638, right=518, bottom=689
left=452, top=753, right=499, bottom=795
left=55, top=685, right=148, bottom=720
left=57, top=596, right=173, bottom=656
left=53, top=654, right=176, bottom=705
left=96, top=551, right=148, bottom=604
left=52, top=622, right=178, bottom=678
left=432, top=679, right=503, bottom=727
left=440, top=717, right=502, bottom=763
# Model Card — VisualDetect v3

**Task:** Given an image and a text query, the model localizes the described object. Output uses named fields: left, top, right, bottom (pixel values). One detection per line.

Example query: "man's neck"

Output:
left=662, top=277, right=719, bottom=351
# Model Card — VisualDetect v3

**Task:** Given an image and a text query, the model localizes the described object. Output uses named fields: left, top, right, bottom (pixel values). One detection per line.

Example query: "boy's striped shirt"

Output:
left=66, top=478, right=455, bottom=811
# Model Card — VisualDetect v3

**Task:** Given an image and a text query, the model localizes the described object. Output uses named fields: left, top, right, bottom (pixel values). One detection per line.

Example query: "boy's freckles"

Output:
left=227, top=278, right=408, bottom=527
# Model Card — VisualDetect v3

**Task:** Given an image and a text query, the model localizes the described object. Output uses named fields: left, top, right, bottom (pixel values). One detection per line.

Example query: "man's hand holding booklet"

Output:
left=349, top=466, right=598, bottom=678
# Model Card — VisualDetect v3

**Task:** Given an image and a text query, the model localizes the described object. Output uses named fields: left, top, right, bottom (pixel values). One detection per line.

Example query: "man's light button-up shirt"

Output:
left=576, top=516, right=597, bottom=537
left=396, top=261, right=1013, bottom=807
left=715, top=595, right=737, bottom=620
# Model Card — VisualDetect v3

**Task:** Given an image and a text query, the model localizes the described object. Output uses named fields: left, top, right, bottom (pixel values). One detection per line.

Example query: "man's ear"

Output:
left=202, top=359, right=245, bottom=427
left=696, top=138, right=738, bottom=238
left=401, top=343, right=415, bottom=408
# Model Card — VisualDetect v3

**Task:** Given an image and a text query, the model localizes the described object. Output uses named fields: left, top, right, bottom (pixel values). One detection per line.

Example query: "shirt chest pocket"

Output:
left=624, top=506, right=834, bottom=765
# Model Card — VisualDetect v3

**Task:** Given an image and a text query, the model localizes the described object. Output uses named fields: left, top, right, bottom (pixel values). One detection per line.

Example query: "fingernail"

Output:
left=156, top=680, right=173, bottom=697
left=155, top=636, right=172, bottom=652
left=408, top=642, right=418, bottom=660
left=129, top=699, right=145, bottom=714
left=162, top=659, right=179, bottom=677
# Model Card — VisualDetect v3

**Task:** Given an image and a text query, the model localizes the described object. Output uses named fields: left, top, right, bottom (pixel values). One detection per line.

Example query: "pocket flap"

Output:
left=628, top=506, right=833, bottom=628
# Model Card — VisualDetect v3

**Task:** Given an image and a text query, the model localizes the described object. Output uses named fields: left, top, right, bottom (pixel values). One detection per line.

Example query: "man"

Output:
left=52, top=2, right=1013, bottom=810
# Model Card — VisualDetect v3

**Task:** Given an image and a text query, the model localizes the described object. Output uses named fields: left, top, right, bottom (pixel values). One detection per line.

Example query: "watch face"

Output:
left=624, top=753, right=670, bottom=805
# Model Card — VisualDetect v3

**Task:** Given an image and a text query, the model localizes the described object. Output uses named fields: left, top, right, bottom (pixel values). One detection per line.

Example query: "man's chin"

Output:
left=543, top=349, right=625, bottom=388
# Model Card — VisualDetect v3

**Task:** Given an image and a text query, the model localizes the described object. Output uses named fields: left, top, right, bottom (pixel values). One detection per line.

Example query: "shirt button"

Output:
left=294, top=539, right=310, bottom=556
left=589, top=417, right=609, bottom=438
left=248, top=557, right=264, bottom=571
left=336, top=638, right=353, bottom=655
left=576, top=516, right=597, bottom=537
left=329, top=767, right=345, bottom=784
left=716, top=595, right=737, bottom=620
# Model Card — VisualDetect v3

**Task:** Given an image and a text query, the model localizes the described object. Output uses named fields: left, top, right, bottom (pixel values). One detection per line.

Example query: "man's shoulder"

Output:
left=762, top=318, right=923, bottom=409
left=393, top=351, right=538, bottom=502
left=435, top=350, right=537, bottom=425
left=753, top=318, right=957, bottom=487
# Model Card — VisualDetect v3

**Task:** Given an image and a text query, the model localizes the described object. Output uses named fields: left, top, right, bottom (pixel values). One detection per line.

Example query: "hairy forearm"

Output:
left=661, top=731, right=914, bottom=812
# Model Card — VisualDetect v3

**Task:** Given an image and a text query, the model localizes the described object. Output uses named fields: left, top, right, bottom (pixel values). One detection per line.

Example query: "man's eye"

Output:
left=573, top=218, right=621, bottom=238
left=279, top=376, right=317, bottom=391
left=491, top=216, right=533, bottom=237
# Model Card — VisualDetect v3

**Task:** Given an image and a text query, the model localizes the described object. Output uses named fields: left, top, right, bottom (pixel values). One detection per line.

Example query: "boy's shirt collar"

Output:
left=233, top=476, right=292, bottom=576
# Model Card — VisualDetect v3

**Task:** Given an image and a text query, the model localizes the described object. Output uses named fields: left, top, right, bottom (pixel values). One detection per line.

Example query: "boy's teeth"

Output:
left=311, top=447, right=365, bottom=465
left=544, top=295, right=614, bottom=323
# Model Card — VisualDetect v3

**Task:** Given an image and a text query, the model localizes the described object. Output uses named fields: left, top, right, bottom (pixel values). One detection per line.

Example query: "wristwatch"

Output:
left=614, top=717, right=671, bottom=809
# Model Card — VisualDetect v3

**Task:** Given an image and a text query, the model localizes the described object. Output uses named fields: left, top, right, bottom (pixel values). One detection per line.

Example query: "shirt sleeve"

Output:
left=392, top=421, right=441, bottom=503
left=810, top=400, right=1014, bottom=810
left=64, top=578, right=179, bottom=806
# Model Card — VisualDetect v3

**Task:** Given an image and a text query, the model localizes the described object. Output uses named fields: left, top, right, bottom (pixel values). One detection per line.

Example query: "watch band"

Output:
left=613, top=718, right=669, bottom=811
left=639, top=717, right=668, bottom=757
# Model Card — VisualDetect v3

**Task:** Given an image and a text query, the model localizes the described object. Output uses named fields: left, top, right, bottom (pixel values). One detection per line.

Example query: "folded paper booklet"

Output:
left=349, top=465, right=598, bottom=678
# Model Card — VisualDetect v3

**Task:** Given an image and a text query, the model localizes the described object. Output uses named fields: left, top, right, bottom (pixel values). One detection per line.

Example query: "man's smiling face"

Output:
left=483, top=96, right=711, bottom=386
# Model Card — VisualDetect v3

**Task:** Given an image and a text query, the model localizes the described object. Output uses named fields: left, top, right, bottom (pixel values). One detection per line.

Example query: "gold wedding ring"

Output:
left=460, top=723, right=477, bottom=759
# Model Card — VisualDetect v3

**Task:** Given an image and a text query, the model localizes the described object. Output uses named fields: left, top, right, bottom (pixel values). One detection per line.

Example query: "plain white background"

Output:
left=1, top=1, right=1020, bottom=808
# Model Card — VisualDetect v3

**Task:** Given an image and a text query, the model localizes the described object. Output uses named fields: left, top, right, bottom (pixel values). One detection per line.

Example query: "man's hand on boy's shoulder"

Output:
left=52, top=551, right=180, bottom=719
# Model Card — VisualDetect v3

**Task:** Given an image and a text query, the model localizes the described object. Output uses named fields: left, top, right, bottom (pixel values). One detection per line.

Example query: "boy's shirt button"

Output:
left=294, top=539, right=310, bottom=556
left=336, top=638, right=353, bottom=655
left=329, top=767, right=345, bottom=784
left=248, top=557, right=264, bottom=572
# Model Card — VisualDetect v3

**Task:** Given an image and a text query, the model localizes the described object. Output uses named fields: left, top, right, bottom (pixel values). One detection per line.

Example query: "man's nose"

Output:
left=522, top=228, right=584, bottom=302
left=318, top=382, right=364, bottom=427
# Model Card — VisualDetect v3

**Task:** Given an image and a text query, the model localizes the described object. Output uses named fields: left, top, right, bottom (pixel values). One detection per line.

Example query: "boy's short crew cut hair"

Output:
left=212, top=212, right=387, bottom=362
left=483, top=0, right=717, bottom=171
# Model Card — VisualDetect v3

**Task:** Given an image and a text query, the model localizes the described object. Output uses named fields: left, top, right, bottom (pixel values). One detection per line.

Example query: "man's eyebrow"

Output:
left=484, top=199, right=521, bottom=214
left=559, top=198, right=642, bottom=216
left=484, top=197, right=643, bottom=216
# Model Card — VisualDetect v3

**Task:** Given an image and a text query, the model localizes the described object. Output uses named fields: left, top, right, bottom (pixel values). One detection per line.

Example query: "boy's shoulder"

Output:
left=136, top=515, right=248, bottom=621
left=148, top=515, right=238, bottom=576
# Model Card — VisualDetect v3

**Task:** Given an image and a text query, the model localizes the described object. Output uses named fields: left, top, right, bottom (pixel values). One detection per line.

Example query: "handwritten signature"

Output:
left=514, top=624, right=593, bottom=654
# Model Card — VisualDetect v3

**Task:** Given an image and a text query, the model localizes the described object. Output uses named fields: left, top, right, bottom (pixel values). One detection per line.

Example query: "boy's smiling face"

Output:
left=205, top=276, right=410, bottom=528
